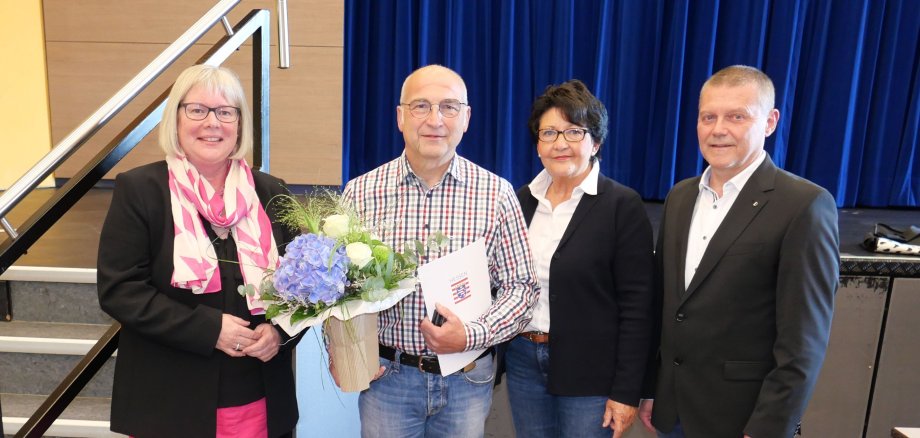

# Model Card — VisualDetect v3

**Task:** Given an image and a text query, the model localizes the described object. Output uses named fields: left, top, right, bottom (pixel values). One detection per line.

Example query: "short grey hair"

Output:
left=158, top=64, right=252, bottom=159
left=702, top=65, right=775, bottom=113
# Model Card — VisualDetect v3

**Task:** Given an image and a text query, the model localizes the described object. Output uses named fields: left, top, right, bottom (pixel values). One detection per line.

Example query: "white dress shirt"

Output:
left=524, top=163, right=600, bottom=333
left=684, top=151, right=766, bottom=289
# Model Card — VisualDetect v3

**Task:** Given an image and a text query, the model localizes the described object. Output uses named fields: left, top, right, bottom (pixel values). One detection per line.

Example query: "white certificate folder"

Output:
left=417, top=238, right=491, bottom=375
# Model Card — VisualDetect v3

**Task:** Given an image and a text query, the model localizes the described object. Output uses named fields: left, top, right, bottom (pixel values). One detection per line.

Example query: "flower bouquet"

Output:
left=241, top=191, right=418, bottom=392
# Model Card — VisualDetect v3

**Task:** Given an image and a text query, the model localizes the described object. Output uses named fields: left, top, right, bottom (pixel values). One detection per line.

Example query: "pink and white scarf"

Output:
left=166, top=155, right=279, bottom=314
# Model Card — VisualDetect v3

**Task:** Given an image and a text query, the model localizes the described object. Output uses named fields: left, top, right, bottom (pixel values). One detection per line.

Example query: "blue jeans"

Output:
left=505, top=336, right=610, bottom=438
left=358, top=351, right=495, bottom=438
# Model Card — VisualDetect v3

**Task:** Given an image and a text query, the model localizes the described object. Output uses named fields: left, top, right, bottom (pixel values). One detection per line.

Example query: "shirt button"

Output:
left=676, top=312, right=686, bottom=322
left=702, top=236, right=707, bottom=240
left=423, top=224, right=429, bottom=229
left=712, top=205, right=717, bottom=209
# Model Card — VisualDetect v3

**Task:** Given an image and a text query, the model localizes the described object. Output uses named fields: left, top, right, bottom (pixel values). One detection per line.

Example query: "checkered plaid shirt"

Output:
left=342, top=153, right=539, bottom=355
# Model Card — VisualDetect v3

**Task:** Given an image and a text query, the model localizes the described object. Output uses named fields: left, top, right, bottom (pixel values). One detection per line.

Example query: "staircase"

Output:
left=0, top=266, right=122, bottom=437
left=0, top=2, right=280, bottom=435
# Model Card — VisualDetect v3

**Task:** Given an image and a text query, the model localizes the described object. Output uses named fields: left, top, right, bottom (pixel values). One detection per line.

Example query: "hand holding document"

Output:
left=417, top=238, right=491, bottom=375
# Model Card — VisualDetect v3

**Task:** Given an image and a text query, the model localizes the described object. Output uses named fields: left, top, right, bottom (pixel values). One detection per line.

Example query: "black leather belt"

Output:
left=379, top=344, right=493, bottom=374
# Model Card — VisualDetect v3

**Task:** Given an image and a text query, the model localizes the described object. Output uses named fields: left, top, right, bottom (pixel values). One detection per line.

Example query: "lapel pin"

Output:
left=752, top=201, right=759, bottom=207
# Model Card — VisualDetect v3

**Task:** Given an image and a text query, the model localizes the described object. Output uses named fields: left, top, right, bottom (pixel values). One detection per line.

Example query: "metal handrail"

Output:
left=0, top=0, right=241, bottom=228
left=278, top=0, right=291, bottom=68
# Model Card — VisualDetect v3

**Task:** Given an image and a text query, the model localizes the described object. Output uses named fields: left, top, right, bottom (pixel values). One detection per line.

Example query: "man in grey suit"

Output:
left=638, top=65, right=839, bottom=438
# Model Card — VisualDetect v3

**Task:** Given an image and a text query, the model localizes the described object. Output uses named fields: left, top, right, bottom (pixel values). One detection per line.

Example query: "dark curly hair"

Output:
left=527, top=79, right=608, bottom=157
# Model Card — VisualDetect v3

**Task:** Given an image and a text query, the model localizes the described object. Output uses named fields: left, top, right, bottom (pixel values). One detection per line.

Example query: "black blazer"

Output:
left=646, top=156, right=839, bottom=437
left=516, top=172, right=654, bottom=405
left=97, top=161, right=300, bottom=437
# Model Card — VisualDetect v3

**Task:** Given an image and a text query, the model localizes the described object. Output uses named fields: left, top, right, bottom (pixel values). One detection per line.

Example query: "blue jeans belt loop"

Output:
left=379, top=344, right=492, bottom=374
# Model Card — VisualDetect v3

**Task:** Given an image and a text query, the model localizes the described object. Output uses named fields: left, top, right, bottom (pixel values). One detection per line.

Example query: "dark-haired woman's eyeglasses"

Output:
left=537, top=128, right=589, bottom=142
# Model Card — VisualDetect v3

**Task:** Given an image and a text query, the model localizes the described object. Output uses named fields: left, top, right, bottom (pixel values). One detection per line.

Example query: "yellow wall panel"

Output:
left=0, top=1, right=55, bottom=190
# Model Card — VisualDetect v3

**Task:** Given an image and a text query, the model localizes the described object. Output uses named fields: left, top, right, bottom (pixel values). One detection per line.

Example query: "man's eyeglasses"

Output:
left=180, top=103, right=241, bottom=123
left=400, top=100, right=467, bottom=119
left=537, top=128, right=590, bottom=142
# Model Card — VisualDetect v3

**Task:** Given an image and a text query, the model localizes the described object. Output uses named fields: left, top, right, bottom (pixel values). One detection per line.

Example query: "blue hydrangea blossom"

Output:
left=273, top=234, right=349, bottom=306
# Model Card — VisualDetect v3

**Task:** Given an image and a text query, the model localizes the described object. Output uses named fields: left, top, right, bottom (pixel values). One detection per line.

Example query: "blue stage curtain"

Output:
left=343, top=0, right=920, bottom=207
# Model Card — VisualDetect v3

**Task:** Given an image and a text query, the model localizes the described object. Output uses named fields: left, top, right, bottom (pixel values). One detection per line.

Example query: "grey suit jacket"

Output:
left=647, top=155, right=839, bottom=438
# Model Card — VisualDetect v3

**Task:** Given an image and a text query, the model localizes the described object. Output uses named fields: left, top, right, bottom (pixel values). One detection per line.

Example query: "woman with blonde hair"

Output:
left=98, top=64, right=299, bottom=437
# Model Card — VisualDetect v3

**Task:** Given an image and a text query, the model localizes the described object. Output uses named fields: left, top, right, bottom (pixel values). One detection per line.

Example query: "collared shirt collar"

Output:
left=528, top=160, right=600, bottom=199
left=698, top=150, right=765, bottom=198
left=396, top=151, right=466, bottom=189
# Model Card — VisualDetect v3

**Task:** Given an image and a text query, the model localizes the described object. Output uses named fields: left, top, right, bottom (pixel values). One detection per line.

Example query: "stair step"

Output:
left=1, top=266, right=108, bottom=325
left=0, top=266, right=96, bottom=284
left=0, top=268, right=119, bottom=436
left=0, top=322, right=115, bottom=398
left=7, top=281, right=108, bottom=325
left=1, top=393, right=123, bottom=437
left=0, top=321, right=112, bottom=355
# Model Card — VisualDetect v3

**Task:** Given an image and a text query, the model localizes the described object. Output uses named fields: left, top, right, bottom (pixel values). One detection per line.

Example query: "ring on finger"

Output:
left=235, top=342, right=241, bottom=351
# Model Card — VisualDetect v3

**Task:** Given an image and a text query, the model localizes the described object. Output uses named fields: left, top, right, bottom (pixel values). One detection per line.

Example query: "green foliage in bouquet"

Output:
left=243, top=190, right=420, bottom=326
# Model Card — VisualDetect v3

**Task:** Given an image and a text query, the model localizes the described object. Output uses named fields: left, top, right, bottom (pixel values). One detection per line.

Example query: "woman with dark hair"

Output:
left=97, top=65, right=300, bottom=437
left=507, top=79, right=655, bottom=438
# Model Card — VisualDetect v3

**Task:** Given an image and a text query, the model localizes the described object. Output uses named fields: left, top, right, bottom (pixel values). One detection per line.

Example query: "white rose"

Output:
left=322, top=214, right=350, bottom=238
left=345, top=242, right=373, bottom=268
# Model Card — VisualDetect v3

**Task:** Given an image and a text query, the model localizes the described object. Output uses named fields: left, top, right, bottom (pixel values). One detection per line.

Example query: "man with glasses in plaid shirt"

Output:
left=342, top=64, right=539, bottom=438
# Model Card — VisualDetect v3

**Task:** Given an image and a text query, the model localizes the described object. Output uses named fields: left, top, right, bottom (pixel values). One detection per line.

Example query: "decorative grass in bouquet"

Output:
left=243, top=191, right=418, bottom=392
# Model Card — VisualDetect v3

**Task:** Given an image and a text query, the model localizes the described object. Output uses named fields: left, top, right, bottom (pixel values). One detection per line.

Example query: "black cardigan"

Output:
left=97, top=161, right=300, bottom=437
left=516, top=173, right=654, bottom=405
